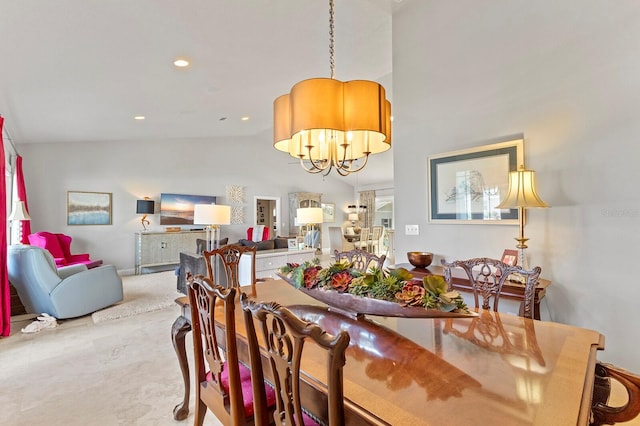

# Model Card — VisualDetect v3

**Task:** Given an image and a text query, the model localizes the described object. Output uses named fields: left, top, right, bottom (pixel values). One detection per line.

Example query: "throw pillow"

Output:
left=256, top=239, right=275, bottom=251
left=274, top=237, right=289, bottom=249
left=239, top=239, right=257, bottom=248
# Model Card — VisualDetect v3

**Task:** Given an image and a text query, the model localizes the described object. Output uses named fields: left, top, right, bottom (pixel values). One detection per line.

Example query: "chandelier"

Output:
left=273, top=0, right=392, bottom=176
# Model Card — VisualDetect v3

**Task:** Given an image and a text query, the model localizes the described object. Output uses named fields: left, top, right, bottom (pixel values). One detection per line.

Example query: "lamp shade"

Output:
left=193, top=204, right=231, bottom=226
left=136, top=199, right=155, bottom=214
left=8, top=200, right=31, bottom=221
left=296, top=207, right=323, bottom=225
left=348, top=213, right=359, bottom=222
left=496, top=167, right=548, bottom=209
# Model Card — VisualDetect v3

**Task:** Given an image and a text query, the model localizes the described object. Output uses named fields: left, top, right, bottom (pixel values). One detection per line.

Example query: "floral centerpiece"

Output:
left=278, top=259, right=472, bottom=318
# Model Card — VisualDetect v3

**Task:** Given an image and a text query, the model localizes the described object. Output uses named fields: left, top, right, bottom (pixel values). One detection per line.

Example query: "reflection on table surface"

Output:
left=227, top=279, right=603, bottom=425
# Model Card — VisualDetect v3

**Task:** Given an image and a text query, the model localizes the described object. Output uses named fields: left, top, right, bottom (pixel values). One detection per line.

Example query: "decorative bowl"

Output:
left=407, top=251, right=433, bottom=268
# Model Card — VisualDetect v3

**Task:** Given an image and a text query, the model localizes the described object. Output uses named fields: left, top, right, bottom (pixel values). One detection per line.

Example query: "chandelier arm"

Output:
left=303, top=147, right=330, bottom=173
left=299, top=158, right=325, bottom=174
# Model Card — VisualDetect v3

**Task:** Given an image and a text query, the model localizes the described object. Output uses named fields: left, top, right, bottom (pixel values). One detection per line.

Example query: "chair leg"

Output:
left=194, top=391, right=206, bottom=426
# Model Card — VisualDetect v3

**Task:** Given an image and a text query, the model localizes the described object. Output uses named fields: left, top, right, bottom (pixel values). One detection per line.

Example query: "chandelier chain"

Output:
left=329, top=0, right=335, bottom=79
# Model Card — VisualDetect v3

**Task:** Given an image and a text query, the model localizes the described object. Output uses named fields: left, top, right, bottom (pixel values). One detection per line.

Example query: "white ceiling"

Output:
left=0, top=0, right=403, bottom=186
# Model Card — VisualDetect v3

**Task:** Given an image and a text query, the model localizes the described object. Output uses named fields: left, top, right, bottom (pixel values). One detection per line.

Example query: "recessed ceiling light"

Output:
left=134, top=116, right=145, bottom=120
left=241, top=116, right=250, bottom=121
left=173, top=58, right=190, bottom=68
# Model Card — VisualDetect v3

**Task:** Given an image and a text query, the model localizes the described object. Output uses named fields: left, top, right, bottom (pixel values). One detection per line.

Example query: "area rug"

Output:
left=91, top=270, right=181, bottom=323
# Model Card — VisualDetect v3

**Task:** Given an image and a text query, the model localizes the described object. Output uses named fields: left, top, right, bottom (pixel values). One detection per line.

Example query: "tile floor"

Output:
left=1, top=306, right=222, bottom=426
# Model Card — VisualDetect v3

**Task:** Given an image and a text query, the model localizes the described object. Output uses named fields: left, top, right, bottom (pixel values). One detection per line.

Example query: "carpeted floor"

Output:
left=91, top=270, right=181, bottom=323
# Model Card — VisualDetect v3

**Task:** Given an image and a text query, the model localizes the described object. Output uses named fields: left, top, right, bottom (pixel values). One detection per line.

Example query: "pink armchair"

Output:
left=28, top=232, right=103, bottom=268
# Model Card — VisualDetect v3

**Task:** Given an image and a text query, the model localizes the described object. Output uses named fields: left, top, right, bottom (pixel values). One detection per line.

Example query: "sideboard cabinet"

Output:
left=238, top=248, right=317, bottom=284
left=135, top=231, right=205, bottom=274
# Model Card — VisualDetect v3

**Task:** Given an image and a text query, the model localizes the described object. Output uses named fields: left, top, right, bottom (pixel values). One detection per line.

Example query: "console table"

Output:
left=394, top=263, right=551, bottom=320
left=135, top=230, right=205, bottom=274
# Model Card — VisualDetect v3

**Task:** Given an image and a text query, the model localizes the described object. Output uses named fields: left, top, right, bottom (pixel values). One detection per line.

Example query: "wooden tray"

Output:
left=278, top=273, right=477, bottom=319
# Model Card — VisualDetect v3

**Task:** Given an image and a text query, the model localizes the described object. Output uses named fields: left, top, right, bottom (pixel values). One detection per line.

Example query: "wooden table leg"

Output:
left=172, top=315, right=192, bottom=421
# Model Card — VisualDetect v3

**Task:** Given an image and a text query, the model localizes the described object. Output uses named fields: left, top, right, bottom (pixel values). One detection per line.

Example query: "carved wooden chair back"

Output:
left=187, top=274, right=247, bottom=425
left=240, top=294, right=351, bottom=426
left=354, top=227, right=370, bottom=251
left=441, top=257, right=541, bottom=319
left=334, top=249, right=386, bottom=273
left=203, top=243, right=257, bottom=290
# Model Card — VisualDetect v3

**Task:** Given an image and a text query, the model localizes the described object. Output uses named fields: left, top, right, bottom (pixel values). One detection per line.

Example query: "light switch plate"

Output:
left=405, top=224, right=419, bottom=235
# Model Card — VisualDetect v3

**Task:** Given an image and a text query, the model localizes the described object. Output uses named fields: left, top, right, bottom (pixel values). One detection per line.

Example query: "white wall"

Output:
left=393, top=0, right=640, bottom=371
left=20, top=132, right=354, bottom=274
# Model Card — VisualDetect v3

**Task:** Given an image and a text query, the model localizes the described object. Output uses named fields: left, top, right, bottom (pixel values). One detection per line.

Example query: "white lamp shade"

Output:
left=297, top=207, right=323, bottom=225
left=348, top=213, right=359, bottom=222
left=193, top=204, right=231, bottom=225
left=496, top=167, right=548, bottom=209
left=8, top=200, right=31, bottom=221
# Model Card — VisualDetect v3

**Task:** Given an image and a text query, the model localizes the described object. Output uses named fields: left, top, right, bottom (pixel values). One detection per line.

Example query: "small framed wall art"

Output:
left=287, top=238, right=298, bottom=251
left=67, top=191, right=112, bottom=225
left=321, top=203, right=335, bottom=223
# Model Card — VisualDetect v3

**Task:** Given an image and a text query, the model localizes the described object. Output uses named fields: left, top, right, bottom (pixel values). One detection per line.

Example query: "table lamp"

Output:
left=136, top=198, right=155, bottom=231
left=348, top=212, right=360, bottom=234
left=496, top=165, right=548, bottom=269
left=297, top=207, right=323, bottom=249
left=8, top=200, right=31, bottom=244
left=194, top=204, right=231, bottom=251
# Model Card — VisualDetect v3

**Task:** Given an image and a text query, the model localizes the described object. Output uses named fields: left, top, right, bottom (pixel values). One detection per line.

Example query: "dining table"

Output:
left=172, top=278, right=604, bottom=425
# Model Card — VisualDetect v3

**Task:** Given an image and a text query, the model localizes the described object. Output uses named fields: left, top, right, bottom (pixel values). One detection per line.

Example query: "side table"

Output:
left=394, top=263, right=551, bottom=320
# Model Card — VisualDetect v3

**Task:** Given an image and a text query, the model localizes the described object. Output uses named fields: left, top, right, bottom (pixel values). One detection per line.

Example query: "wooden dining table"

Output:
left=172, top=279, right=604, bottom=425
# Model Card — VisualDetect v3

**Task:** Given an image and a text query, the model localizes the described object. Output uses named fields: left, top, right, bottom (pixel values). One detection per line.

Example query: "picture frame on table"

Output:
left=501, top=249, right=518, bottom=266
left=427, top=138, right=523, bottom=224
left=67, top=191, right=112, bottom=225
left=287, top=238, right=298, bottom=251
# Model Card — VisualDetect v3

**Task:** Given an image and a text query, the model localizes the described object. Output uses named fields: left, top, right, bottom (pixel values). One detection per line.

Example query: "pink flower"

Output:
left=303, top=266, right=321, bottom=289
left=330, top=271, right=352, bottom=292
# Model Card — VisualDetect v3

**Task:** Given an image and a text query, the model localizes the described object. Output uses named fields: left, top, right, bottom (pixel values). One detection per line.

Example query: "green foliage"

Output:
left=280, top=259, right=320, bottom=288
left=279, top=262, right=469, bottom=313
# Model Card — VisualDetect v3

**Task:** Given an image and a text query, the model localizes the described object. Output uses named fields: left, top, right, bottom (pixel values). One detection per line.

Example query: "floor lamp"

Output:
left=297, top=207, right=323, bottom=250
left=8, top=200, right=31, bottom=244
left=193, top=204, right=231, bottom=251
left=496, top=165, right=548, bottom=270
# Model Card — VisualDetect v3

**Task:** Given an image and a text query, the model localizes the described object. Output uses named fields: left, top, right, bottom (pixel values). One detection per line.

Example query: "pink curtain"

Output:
left=0, top=116, right=11, bottom=336
left=15, top=156, right=30, bottom=243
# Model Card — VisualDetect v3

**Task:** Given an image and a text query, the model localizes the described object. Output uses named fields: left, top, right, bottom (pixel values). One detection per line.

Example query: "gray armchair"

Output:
left=8, top=245, right=123, bottom=319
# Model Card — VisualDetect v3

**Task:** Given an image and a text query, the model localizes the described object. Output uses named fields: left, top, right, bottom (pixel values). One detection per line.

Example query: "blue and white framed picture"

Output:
left=67, top=191, right=112, bottom=225
left=427, top=139, right=523, bottom=224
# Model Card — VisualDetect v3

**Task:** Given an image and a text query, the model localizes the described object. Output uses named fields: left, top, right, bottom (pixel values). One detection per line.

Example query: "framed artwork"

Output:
left=427, top=139, right=523, bottom=224
left=159, top=193, right=216, bottom=225
left=321, top=203, right=335, bottom=223
left=287, top=238, right=298, bottom=251
left=501, top=249, right=518, bottom=266
left=67, top=191, right=112, bottom=225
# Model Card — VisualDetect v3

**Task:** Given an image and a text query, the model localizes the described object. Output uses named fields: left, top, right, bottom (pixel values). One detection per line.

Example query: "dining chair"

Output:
left=187, top=274, right=276, bottom=426
left=353, top=227, right=370, bottom=252
left=203, top=243, right=257, bottom=291
left=369, top=226, right=384, bottom=255
left=240, top=294, right=351, bottom=426
left=592, top=362, right=640, bottom=425
left=334, top=249, right=386, bottom=273
left=441, top=257, right=542, bottom=319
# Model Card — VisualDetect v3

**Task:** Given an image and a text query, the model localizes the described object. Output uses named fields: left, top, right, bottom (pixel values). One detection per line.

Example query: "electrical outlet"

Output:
left=405, top=224, right=419, bottom=235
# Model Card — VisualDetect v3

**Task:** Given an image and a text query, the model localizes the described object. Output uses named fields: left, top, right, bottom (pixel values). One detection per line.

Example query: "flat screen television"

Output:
left=160, top=193, right=216, bottom=225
